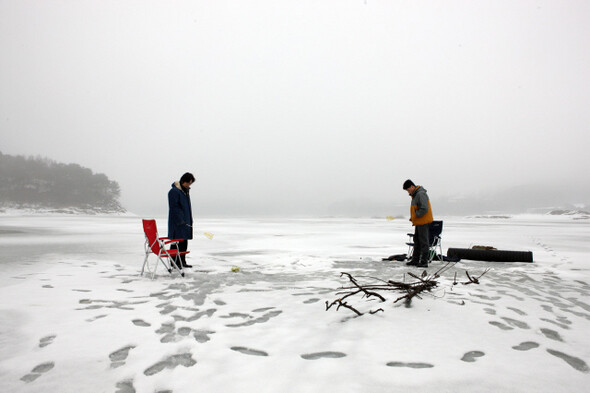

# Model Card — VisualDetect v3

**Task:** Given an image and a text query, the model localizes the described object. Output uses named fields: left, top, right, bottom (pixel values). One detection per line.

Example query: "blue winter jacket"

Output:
left=168, top=181, right=193, bottom=240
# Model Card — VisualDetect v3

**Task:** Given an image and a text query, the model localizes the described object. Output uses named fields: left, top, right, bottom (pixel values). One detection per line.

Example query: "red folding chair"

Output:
left=141, top=219, right=188, bottom=279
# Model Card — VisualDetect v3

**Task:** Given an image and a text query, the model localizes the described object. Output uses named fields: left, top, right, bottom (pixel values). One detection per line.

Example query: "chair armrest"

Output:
left=163, top=238, right=185, bottom=245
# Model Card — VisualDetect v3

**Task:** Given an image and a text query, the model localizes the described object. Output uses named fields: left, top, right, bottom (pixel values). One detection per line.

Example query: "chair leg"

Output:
left=430, top=239, right=443, bottom=262
left=407, top=244, right=414, bottom=261
left=141, top=253, right=149, bottom=276
left=150, top=256, right=159, bottom=280
left=160, top=249, right=185, bottom=278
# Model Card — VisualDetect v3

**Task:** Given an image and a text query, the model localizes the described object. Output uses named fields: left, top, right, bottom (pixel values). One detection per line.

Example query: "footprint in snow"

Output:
left=109, top=345, right=136, bottom=368
left=546, top=349, right=590, bottom=373
left=461, top=351, right=485, bottom=363
left=386, top=361, right=434, bottom=369
left=512, top=341, right=539, bottom=351
left=501, top=317, right=530, bottom=329
left=540, top=328, right=564, bottom=342
left=20, top=362, right=55, bottom=383
left=86, top=314, right=107, bottom=322
left=304, top=298, right=320, bottom=304
left=226, top=310, right=282, bottom=328
left=231, top=347, right=269, bottom=357
left=193, top=329, right=215, bottom=343
left=483, top=308, right=496, bottom=315
left=132, top=319, right=151, bottom=327
left=39, top=335, right=56, bottom=348
left=115, top=379, right=135, bottom=393
left=540, top=318, right=570, bottom=330
left=144, top=353, right=196, bottom=376
left=252, top=307, right=275, bottom=313
left=506, top=306, right=527, bottom=316
left=489, top=321, right=513, bottom=330
left=301, top=352, right=346, bottom=360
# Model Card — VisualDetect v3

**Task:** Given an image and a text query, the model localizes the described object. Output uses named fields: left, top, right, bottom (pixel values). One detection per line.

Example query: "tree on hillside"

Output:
left=0, top=151, right=125, bottom=212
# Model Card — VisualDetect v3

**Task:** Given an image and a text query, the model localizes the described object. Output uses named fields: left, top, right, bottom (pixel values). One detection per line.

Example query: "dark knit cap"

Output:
left=403, top=179, right=415, bottom=190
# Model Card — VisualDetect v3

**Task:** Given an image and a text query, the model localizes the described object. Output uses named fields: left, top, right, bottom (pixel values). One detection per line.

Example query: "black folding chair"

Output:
left=406, top=220, right=444, bottom=263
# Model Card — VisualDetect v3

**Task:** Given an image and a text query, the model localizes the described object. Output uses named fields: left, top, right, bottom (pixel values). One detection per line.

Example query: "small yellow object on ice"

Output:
left=386, top=216, right=396, bottom=221
left=231, top=266, right=241, bottom=273
left=203, top=232, right=214, bottom=240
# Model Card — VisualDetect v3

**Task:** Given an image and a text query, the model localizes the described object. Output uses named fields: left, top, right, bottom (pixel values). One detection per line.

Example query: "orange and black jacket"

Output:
left=410, top=186, right=433, bottom=226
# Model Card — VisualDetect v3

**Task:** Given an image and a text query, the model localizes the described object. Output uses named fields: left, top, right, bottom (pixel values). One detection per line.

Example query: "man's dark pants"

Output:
left=170, top=240, right=188, bottom=268
left=412, top=224, right=430, bottom=264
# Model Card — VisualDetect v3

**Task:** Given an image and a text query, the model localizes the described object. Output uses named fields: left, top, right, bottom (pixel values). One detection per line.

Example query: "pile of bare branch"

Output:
left=326, top=262, right=490, bottom=316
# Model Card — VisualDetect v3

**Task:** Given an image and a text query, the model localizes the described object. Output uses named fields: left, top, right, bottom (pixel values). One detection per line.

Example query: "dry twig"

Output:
left=326, top=263, right=489, bottom=316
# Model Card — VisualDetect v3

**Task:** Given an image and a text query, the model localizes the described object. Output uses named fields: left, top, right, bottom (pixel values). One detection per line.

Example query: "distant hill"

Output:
left=434, top=182, right=590, bottom=216
left=0, top=152, right=125, bottom=213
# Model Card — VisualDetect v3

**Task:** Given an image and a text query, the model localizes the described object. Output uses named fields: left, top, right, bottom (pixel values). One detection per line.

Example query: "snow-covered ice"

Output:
left=1, top=214, right=589, bottom=392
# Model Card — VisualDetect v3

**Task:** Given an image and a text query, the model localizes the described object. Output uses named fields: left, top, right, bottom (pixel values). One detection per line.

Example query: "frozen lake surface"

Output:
left=0, top=214, right=589, bottom=392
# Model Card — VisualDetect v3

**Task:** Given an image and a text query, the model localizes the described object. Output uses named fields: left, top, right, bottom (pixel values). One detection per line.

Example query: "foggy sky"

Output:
left=1, top=0, right=589, bottom=216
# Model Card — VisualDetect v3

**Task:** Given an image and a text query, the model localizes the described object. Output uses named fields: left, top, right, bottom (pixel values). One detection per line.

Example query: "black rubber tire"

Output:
left=447, top=248, right=533, bottom=262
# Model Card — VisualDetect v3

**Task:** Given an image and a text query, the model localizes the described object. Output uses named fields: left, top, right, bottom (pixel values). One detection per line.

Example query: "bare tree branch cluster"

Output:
left=326, top=263, right=490, bottom=316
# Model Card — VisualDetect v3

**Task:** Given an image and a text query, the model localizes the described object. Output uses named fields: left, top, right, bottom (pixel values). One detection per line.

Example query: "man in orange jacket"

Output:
left=403, top=179, right=433, bottom=267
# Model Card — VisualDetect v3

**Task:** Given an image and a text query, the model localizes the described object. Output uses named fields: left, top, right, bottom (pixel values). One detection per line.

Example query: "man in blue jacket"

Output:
left=168, top=172, right=195, bottom=269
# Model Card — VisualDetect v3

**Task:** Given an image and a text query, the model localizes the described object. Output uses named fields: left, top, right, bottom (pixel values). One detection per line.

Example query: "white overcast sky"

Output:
left=1, top=0, right=589, bottom=216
